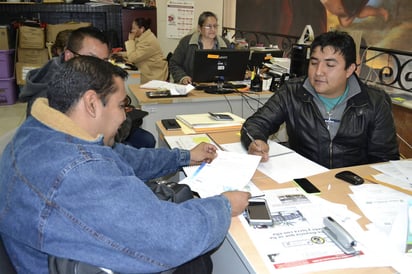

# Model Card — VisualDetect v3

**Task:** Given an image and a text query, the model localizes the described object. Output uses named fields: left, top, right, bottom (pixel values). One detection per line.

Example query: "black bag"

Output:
left=145, top=181, right=193, bottom=203
left=115, top=96, right=148, bottom=143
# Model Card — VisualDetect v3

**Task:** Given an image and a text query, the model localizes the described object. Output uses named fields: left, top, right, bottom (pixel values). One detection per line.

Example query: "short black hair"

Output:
left=48, top=56, right=128, bottom=113
left=66, top=26, right=111, bottom=54
left=134, top=17, right=151, bottom=30
left=310, top=30, right=356, bottom=69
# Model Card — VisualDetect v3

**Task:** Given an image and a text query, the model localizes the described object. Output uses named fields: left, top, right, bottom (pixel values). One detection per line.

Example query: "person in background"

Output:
left=241, top=30, right=399, bottom=169
left=0, top=56, right=251, bottom=273
left=125, top=17, right=168, bottom=84
left=50, top=29, right=73, bottom=57
left=169, top=11, right=231, bottom=84
left=19, top=26, right=156, bottom=149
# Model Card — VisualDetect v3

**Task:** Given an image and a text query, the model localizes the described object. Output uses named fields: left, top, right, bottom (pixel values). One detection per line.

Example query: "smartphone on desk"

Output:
left=294, top=178, right=321, bottom=194
left=161, top=119, right=181, bottom=131
left=246, top=199, right=273, bottom=226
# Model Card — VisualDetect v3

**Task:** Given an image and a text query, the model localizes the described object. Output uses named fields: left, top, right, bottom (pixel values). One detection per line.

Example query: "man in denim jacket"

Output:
left=0, top=56, right=250, bottom=273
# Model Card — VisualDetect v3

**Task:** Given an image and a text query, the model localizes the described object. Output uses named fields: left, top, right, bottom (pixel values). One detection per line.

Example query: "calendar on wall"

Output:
left=166, top=0, right=195, bottom=39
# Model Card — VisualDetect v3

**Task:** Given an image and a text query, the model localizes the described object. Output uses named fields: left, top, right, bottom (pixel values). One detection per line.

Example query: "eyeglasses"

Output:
left=202, top=24, right=219, bottom=30
left=67, top=48, right=110, bottom=62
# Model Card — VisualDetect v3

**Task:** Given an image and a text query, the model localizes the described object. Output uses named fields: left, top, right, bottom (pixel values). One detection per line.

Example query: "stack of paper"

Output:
left=176, top=112, right=244, bottom=133
left=140, top=80, right=194, bottom=95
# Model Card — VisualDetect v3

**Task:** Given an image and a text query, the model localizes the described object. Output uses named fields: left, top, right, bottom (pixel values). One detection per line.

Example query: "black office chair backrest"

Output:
left=0, top=235, right=17, bottom=274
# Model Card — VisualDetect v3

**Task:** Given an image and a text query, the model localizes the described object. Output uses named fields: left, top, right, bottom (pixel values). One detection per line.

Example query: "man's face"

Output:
left=308, top=45, right=355, bottom=98
left=96, top=76, right=127, bottom=147
left=65, top=36, right=110, bottom=61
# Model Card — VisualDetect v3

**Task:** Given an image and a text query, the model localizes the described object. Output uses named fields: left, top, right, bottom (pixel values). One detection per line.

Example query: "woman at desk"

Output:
left=169, top=11, right=231, bottom=84
left=125, top=17, right=168, bottom=84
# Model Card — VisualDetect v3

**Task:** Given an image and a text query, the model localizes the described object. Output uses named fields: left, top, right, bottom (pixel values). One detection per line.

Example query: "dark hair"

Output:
left=198, top=11, right=218, bottom=27
left=310, top=30, right=356, bottom=69
left=134, top=17, right=151, bottom=30
left=66, top=26, right=111, bottom=54
left=48, top=56, right=128, bottom=113
left=51, top=29, right=73, bottom=57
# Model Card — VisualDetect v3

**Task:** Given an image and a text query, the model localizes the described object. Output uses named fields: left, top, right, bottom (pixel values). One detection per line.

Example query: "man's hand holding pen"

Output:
left=248, top=139, right=269, bottom=162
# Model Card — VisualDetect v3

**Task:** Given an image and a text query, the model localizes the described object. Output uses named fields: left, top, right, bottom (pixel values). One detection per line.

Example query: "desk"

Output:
left=129, top=84, right=275, bottom=145
left=157, top=125, right=404, bottom=273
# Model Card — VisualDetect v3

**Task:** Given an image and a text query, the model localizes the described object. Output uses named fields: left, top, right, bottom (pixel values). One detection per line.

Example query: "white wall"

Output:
left=156, top=0, right=224, bottom=56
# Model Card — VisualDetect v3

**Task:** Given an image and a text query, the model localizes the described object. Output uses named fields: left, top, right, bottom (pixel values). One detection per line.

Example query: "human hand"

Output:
left=221, top=191, right=251, bottom=216
left=128, top=31, right=136, bottom=41
left=248, top=140, right=269, bottom=162
left=180, top=76, right=192, bottom=85
left=189, top=142, right=217, bottom=165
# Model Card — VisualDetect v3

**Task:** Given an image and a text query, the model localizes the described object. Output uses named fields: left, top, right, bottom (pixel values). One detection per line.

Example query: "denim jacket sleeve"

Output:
left=113, top=144, right=190, bottom=182
left=19, top=151, right=231, bottom=273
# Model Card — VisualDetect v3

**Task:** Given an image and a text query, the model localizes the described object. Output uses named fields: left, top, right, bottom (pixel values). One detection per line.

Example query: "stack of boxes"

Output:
left=0, top=26, right=17, bottom=105
left=15, top=25, right=49, bottom=86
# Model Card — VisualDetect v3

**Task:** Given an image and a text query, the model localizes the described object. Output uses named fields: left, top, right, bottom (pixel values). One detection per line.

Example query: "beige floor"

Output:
left=0, top=102, right=27, bottom=137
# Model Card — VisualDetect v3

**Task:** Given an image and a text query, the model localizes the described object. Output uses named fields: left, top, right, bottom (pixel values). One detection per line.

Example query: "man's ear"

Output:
left=346, top=63, right=357, bottom=78
left=82, top=90, right=100, bottom=118
left=63, top=49, right=74, bottom=61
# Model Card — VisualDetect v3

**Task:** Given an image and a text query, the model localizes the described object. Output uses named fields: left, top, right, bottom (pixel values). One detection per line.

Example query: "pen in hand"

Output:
left=243, top=127, right=262, bottom=152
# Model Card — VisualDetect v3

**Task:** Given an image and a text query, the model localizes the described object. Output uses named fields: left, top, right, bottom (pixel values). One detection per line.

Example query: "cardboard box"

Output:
left=17, top=48, right=49, bottom=65
left=46, top=22, right=91, bottom=43
left=19, top=25, right=45, bottom=49
left=0, top=77, right=18, bottom=105
left=0, top=26, right=10, bottom=50
left=0, top=49, right=15, bottom=78
left=15, top=62, right=42, bottom=85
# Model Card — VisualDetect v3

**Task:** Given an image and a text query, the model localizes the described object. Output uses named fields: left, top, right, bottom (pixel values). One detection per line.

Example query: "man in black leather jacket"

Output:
left=241, top=30, right=399, bottom=169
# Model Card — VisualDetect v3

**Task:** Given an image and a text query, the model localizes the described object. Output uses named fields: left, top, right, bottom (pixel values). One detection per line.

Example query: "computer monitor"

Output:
left=249, top=49, right=284, bottom=68
left=192, top=49, right=250, bottom=94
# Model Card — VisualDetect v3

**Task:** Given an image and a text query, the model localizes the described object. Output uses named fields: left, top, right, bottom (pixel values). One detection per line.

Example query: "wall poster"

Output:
left=166, top=0, right=195, bottom=39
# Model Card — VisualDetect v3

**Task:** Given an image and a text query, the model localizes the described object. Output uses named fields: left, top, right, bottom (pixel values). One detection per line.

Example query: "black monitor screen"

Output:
left=249, top=49, right=284, bottom=68
left=192, top=49, right=250, bottom=83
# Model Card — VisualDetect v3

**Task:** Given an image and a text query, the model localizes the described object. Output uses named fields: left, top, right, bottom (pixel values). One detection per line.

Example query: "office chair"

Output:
left=0, top=235, right=17, bottom=274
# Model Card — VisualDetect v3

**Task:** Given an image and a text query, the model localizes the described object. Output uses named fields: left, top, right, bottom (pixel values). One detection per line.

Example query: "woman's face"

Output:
left=199, top=16, right=218, bottom=40
left=131, top=21, right=144, bottom=38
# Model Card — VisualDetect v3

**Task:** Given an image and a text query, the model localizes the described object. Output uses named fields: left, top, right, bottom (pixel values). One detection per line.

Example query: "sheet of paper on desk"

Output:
left=236, top=187, right=396, bottom=273
left=221, top=140, right=294, bottom=157
left=164, top=134, right=219, bottom=150
left=371, top=160, right=412, bottom=192
left=221, top=141, right=328, bottom=183
left=180, top=150, right=261, bottom=197
left=140, top=80, right=194, bottom=95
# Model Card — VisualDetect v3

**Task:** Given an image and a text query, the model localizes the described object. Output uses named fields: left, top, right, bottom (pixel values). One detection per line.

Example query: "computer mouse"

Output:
left=335, top=170, right=364, bottom=185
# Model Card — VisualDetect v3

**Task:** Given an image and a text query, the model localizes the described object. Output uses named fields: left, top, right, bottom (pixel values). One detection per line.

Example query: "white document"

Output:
left=164, top=134, right=219, bottom=150
left=221, top=140, right=294, bottom=157
left=371, top=160, right=412, bottom=192
left=221, top=141, right=327, bottom=183
left=237, top=188, right=389, bottom=273
left=140, top=80, right=194, bottom=95
left=180, top=150, right=261, bottom=197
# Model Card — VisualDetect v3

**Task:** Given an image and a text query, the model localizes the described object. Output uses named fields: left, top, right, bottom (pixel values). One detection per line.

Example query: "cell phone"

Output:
left=208, top=112, right=234, bottom=121
left=246, top=199, right=273, bottom=226
left=294, top=178, right=321, bottom=194
left=161, top=119, right=181, bottom=130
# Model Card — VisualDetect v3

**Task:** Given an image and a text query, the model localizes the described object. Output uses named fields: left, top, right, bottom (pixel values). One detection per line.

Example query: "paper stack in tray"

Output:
left=176, top=112, right=244, bottom=133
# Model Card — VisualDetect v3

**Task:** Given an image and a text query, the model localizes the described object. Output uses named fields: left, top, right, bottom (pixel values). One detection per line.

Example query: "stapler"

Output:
left=322, top=216, right=359, bottom=255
